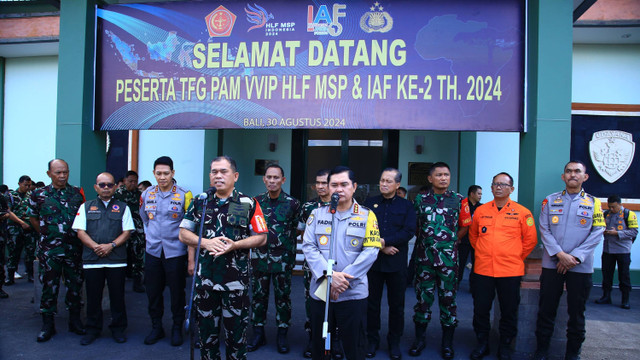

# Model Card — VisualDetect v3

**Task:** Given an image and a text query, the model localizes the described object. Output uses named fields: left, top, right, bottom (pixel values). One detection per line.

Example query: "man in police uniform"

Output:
left=297, top=168, right=337, bottom=358
left=73, top=172, right=134, bottom=345
left=534, top=161, right=605, bottom=360
left=114, top=170, right=146, bottom=293
left=411, top=162, right=471, bottom=359
left=303, top=166, right=381, bottom=360
left=29, top=159, right=87, bottom=342
left=364, top=168, right=416, bottom=360
left=179, top=155, right=268, bottom=360
left=140, top=156, right=193, bottom=346
left=6, top=175, right=37, bottom=284
left=468, top=173, right=537, bottom=360
left=595, top=194, right=637, bottom=309
left=248, top=164, right=300, bottom=353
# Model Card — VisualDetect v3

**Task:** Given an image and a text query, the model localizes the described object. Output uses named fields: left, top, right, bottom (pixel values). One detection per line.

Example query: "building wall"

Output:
left=572, top=43, right=640, bottom=274
left=475, top=132, right=521, bottom=203
left=3, top=56, right=57, bottom=185
left=397, top=130, right=460, bottom=195
left=138, top=130, right=205, bottom=195
left=222, top=129, right=293, bottom=197
left=573, top=44, right=640, bottom=104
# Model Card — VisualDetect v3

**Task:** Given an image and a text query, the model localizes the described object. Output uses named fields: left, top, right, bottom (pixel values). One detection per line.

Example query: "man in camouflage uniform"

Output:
left=6, top=175, right=37, bottom=284
left=179, top=155, right=268, bottom=360
left=0, top=189, right=10, bottom=298
left=28, top=159, right=87, bottom=342
left=411, top=162, right=471, bottom=359
left=114, top=170, right=146, bottom=292
left=248, top=164, right=300, bottom=354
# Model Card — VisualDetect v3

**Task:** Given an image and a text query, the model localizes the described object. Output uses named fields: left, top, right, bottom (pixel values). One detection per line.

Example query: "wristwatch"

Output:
left=111, top=242, right=117, bottom=248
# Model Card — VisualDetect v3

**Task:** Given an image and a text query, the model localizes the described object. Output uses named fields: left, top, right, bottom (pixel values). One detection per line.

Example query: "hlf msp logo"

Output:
left=590, top=130, right=635, bottom=183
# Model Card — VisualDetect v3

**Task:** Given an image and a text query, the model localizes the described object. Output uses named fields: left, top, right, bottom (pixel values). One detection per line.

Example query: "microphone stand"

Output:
left=323, top=193, right=340, bottom=359
left=185, top=194, right=208, bottom=360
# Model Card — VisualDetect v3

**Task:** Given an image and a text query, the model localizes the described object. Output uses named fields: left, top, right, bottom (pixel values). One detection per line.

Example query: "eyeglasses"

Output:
left=491, top=182, right=512, bottom=188
left=97, top=183, right=115, bottom=189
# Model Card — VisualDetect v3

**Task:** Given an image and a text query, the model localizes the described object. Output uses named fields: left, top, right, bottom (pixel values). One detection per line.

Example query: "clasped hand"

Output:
left=203, top=236, right=234, bottom=256
left=329, top=271, right=353, bottom=300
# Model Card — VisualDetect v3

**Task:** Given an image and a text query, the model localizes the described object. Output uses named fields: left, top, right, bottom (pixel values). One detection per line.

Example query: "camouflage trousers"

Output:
left=38, top=253, right=84, bottom=314
left=413, top=257, right=458, bottom=327
left=303, top=261, right=312, bottom=331
left=6, top=225, right=37, bottom=274
left=250, top=269, right=292, bottom=327
left=197, top=287, right=250, bottom=360
left=127, top=231, right=145, bottom=277
left=0, top=233, right=6, bottom=283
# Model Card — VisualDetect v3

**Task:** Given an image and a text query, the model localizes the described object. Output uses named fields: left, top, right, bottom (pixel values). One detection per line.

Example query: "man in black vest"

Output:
left=73, top=172, right=134, bottom=345
left=364, top=168, right=416, bottom=360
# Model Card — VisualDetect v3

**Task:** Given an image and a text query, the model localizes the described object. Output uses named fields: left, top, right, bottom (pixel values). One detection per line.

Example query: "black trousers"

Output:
left=601, top=252, right=631, bottom=293
left=366, top=269, right=406, bottom=345
left=311, top=298, right=367, bottom=360
left=535, top=268, right=592, bottom=351
left=85, top=266, right=127, bottom=334
left=457, top=242, right=475, bottom=284
left=145, top=252, right=187, bottom=325
left=472, top=274, right=521, bottom=340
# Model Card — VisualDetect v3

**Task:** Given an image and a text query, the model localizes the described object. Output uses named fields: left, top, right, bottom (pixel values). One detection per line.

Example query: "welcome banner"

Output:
left=95, top=0, right=525, bottom=130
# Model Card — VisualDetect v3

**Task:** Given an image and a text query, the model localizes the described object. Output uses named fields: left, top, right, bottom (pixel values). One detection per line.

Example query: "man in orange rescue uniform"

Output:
left=468, top=172, right=538, bottom=360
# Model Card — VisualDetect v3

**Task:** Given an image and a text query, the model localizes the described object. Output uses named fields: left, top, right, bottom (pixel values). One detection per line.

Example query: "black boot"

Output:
left=68, top=310, right=86, bottom=335
left=5, top=270, right=15, bottom=286
left=621, top=291, right=630, bottom=309
left=440, top=325, right=455, bottom=360
left=277, top=327, right=290, bottom=354
left=533, top=338, right=550, bottom=360
left=133, top=274, right=145, bottom=293
left=144, top=319, right=165, bottom=345
left=409, top=323, right=427, bottom=357
left=331, top=330, right=344, bottom=360
left=497, top=337, right=513, bottom=360
left=595, top=290, right=611, bottom=304
left=565, top=339, right=582, bottom=360
left=470, top=334, right=490, bottom=360
left=247, top=326, right=265, bottom=352
left=37, top=314, right=56, bottom=342
left=171, top=323, right=183, bottom=346
left=303, top=330, right=312, bottom=358
left=388, top=339, right=402, bottom=360
left=0, top=286, right=8, bottom=299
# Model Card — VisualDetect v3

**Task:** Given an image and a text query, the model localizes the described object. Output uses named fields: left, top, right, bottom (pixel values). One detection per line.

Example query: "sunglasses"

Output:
left=97, top=183, right=116, bottom=189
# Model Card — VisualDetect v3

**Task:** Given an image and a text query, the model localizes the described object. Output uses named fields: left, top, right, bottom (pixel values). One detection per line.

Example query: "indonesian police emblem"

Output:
left=590, top=130, right=635, bottom=183
left=360, top=2, right=393, bottom=33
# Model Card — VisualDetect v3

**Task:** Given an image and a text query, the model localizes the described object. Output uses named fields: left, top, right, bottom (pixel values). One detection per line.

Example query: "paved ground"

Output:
left=0, top=272, right=638, bottom=360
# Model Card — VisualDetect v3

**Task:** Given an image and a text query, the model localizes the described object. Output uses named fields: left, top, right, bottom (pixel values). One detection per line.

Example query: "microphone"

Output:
left=198, top=192, right=208, bottom=201
left=329, top=193, right=339, bottom=214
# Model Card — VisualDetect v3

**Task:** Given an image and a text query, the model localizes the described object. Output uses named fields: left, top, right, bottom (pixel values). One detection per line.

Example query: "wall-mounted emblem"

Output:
left=590, top=130, right=635, bottom=183
left=360, top=2, right=393, bottom=33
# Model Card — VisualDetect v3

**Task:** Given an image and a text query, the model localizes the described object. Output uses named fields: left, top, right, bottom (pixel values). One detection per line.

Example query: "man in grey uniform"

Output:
left=303, top=166, right=381, bottom=360
left=595, top=194, right=637, bottom=309
left=534, top=160, right=605, bottom=360
left=140, top=156, right=193, bottom=346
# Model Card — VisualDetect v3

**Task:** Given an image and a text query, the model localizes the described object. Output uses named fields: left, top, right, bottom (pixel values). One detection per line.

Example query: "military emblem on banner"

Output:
left=205, top=5, right=237, bottom=37
left=589, top=130, right=635, bottom=183
left=360, top=2, right=393, bottom=33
